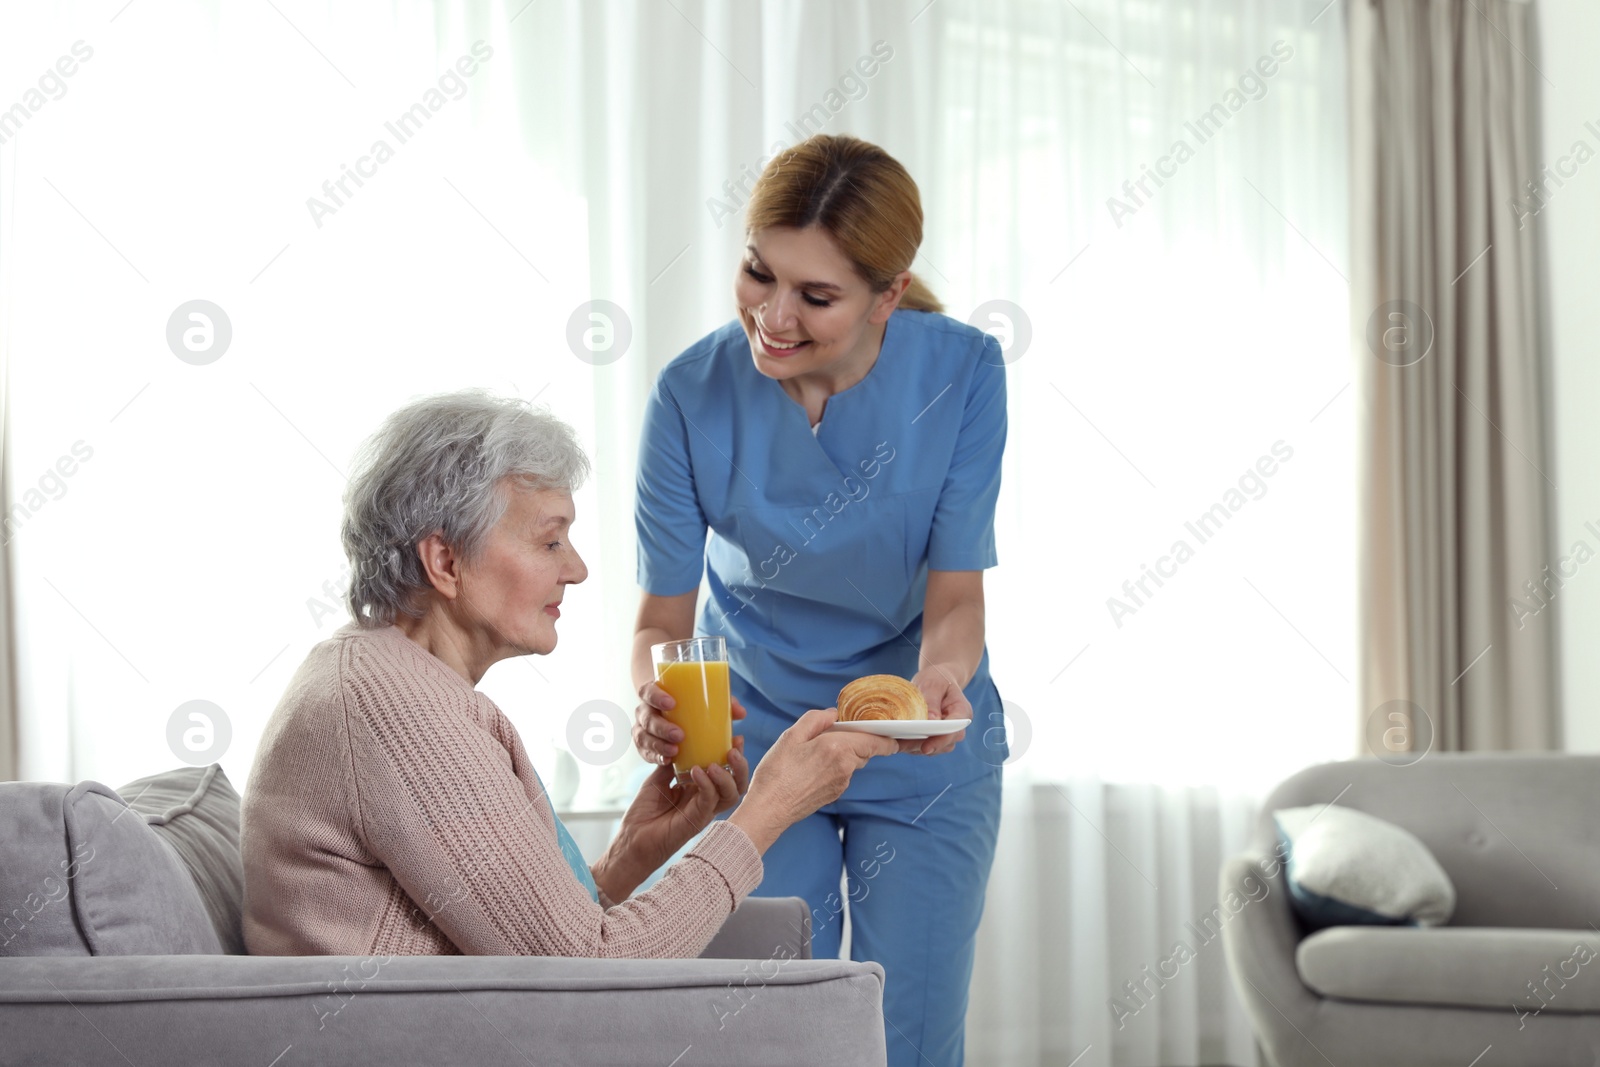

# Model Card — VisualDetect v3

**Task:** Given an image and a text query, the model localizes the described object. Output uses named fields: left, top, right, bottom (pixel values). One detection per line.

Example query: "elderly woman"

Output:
left=240, top=390, right=896, bottom=957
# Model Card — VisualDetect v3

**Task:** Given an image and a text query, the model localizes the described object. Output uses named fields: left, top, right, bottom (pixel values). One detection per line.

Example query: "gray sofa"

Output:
left=1221, top=753, right=1600, bottom=1067
left=0, top=764, right=888, bottom=1066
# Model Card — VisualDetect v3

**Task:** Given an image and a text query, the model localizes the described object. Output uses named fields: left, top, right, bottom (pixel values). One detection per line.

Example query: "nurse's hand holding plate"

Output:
left=907, top=663, right=972, bottom=756
left=828, top=672, right=971, bottom=755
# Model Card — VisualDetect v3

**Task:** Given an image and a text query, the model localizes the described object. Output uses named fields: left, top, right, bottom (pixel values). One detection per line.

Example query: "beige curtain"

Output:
left=1353, top=0, right=1556, bottom=757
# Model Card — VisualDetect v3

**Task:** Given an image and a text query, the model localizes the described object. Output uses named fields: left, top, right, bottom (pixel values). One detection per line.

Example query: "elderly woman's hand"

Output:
left=610, top=746, right=750, bottom=883
left=727, top=709, right=899, bottom=852
left=632, top=681, right=749, bottom=766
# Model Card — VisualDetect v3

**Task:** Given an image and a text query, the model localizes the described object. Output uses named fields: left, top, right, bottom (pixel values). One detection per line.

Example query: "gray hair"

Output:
left=340, top=389, right=591, bottom=627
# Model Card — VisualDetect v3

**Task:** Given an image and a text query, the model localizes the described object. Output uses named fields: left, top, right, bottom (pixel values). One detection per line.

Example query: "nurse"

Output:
left=630, top=134, right=1006, bottom=1067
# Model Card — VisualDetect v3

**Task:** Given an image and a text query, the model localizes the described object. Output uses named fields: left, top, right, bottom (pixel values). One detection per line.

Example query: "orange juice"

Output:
left=656, top=659, right=732, bottom=776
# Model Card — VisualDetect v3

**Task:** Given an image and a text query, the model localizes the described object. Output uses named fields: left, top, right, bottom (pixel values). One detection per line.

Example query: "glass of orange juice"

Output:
left=651, top=636, right=733, bottom=783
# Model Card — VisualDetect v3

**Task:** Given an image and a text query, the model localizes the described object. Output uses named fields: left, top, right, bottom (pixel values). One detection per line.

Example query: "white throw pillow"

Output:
left=1274, top=804, right=1456, bottom=930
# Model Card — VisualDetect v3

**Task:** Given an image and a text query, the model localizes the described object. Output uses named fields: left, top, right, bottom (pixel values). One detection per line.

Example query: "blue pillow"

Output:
left=1274, top=804, right=1455, bottom=931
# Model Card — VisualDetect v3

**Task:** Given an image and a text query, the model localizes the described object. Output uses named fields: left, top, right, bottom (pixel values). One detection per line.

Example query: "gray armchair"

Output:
left=1221, top=753, right=1600, bottom=1066
left=0, top=766, right=888, bottom=1066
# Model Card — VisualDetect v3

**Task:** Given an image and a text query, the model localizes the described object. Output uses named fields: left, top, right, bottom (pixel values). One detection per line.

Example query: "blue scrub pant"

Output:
left=751, top=770, right=1002, bottom=1067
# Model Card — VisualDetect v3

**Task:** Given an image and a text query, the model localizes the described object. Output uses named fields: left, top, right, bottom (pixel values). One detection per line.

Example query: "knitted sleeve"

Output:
left=341, top=639, right=762, bottom=958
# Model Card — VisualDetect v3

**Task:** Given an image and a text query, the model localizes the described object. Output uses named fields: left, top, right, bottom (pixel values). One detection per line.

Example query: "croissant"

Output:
left=837, top=675, right=929, bottom=722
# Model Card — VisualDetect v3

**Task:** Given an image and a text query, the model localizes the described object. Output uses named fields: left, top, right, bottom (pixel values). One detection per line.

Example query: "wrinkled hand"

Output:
left=616, top=748, right=750, bottom=874
left=901, top=664, right=970, bottom=756
left=732, top=709, right=899, bottom=850
left=633, top=680, right=749, bottom=767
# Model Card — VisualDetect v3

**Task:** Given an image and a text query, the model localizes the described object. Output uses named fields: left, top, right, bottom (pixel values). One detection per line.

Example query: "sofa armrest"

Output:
left=1219, top=851, right=1321, bottom=1067
left=0, top=953, right=884, bottom=1067
left=700, top=896, right=810, bottom=960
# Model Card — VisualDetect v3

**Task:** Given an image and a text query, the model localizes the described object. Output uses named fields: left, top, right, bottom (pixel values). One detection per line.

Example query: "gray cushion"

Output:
left=700, top=896, right=811, bottom=960
left=117, top=764, right=245, bottom=954
left=0, top=782, right=91, bottom=955
left=0, top=779, right=223, bottom=956
left=1297, top=926, right=1600, bottom=1015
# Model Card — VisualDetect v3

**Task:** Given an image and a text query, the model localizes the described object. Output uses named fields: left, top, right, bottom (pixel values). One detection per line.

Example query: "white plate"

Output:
left=829, top=718, right=971, bottom=740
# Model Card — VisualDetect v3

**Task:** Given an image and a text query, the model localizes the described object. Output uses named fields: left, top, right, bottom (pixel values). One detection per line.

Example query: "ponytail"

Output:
left=897, top=272, right=943, bottom=314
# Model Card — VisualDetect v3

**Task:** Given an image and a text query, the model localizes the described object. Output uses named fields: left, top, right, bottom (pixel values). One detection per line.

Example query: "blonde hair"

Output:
left=744, top=135, right=943, bottom=313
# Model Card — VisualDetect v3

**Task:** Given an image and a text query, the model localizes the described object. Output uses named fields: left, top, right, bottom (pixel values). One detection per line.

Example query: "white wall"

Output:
left=1536, top=1, right=1600, bottom=750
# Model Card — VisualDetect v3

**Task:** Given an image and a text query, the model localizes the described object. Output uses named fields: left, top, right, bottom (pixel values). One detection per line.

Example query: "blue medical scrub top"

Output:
left=636, top=309, right=1008, bottom=800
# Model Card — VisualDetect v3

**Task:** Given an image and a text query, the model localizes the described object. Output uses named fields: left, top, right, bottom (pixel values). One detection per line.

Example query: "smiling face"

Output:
left=735, top=226, right=908, bottom=390
left=455, top=482, right=588, bottom=658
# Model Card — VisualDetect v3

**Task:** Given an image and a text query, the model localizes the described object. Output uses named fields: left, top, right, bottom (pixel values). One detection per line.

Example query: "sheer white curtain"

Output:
left=0, top=2, right=619, bottom=804
left=2, top=2, right=1349, bottom=1063
left=923, top=4, right=1351, bottom=1065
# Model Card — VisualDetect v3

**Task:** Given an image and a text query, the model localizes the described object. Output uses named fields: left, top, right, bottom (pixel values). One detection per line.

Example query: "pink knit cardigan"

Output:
left=241, top=622, right=762, bottom=957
